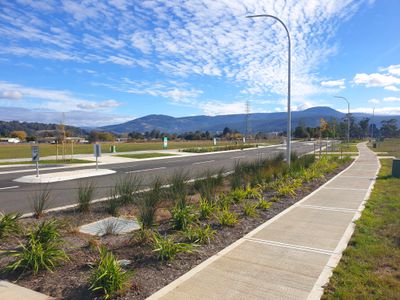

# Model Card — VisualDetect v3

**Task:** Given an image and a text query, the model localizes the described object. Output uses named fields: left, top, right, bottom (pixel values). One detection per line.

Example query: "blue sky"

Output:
left=0, top=0, right=399, bottom=127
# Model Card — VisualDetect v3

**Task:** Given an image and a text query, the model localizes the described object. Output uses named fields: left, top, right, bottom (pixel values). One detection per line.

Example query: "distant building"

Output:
left=0, top=137, right=21, bottom=144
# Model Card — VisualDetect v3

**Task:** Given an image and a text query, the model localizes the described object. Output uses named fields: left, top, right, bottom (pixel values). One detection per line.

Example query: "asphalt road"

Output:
left=0, top=142, right=316, bottom=214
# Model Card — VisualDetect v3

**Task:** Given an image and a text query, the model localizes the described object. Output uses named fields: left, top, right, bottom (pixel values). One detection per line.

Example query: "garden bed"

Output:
left=0, top=154, right=352, bottom=299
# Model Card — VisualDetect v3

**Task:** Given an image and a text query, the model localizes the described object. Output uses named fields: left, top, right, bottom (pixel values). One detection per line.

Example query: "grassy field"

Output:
left=0, top=140, right=233, bottom=159
left=0, top=139, right=282, bottom=159
left=0, top=159, right=93, bottom=165
left=323, top=159, right=400, bottom=299
left=114, top=153, right=176, bottom=159
left=337, top=142, right=359, bottom=153
left=368, top=138, right=400, bottom=157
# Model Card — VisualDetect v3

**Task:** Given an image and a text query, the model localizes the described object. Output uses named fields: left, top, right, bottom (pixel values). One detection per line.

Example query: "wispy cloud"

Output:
left=320, top=79, right=345, bottom=89
left=0, top=0, right=369, bottom=99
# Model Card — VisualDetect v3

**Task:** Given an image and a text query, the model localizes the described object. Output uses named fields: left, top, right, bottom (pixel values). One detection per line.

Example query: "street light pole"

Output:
left=334, top=96, right=350, bottom=144
left=246, top=14, right=291, bottom=167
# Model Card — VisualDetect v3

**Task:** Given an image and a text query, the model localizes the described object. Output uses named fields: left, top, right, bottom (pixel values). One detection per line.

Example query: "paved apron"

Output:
left=147, top=143, right=379, bottom=300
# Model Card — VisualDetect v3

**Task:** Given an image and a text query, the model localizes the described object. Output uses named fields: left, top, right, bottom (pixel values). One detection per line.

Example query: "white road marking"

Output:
left=0, top=185, right=19, bottom=190
left=192, top=160, right=215, bottom=165
left=125, top=167, right=166, bottom=173
left=230, top=156, right=246, bottom=160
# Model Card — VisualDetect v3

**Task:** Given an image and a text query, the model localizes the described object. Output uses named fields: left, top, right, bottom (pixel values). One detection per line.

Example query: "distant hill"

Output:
left=100, top=106, right=400, bottom=134
left=0, top=120, right=85, bottom=137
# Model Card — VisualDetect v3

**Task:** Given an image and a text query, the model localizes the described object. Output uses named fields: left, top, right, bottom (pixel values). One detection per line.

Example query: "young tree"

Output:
left=10, top=130, right=27, bottom=140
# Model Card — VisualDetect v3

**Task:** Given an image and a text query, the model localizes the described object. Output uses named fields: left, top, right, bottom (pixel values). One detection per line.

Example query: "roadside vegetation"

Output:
left=0, top=153, right=351, bottom=299
left=114, top=153, right=176, bottom=159
left=368, top=137, right=400, bottom=157
left=323, top=159, right=400, bottom=299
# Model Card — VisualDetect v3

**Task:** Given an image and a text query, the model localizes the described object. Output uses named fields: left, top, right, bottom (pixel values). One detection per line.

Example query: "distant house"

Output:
left=0, top=137, right=21, bottom=144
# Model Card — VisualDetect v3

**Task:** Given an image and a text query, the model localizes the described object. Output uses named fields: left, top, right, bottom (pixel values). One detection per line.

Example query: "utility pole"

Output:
left=245, top=100, right=251, bottom=142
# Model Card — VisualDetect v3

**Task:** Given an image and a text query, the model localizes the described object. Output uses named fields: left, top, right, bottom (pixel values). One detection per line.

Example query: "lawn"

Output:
left=368, top=138, right=400, bottom=157
left=0, top=159, right=93, bottom=165
left=0, top=141, right=232, bottom=159
left=323, top=159, right=400, bottom=299
left=114, top=153, right=176, bottom=159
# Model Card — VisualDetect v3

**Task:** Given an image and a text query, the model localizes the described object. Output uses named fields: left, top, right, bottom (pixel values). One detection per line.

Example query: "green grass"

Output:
left=368, top=138, right=400, bottom=157
left=323, top=159, right=400, bottom=299
left=0, top=159, right=93, bottom=165
left=337, top=142, right=359, bottom=153
left=0, top=141, right=233, bottom=159
left=114, top=153, right=176, bottom=159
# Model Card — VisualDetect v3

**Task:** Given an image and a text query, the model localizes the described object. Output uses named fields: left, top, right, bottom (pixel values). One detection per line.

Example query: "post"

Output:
left=313, top=142, right=316, bottom=158
left=94, top=143, right=101, bottom=171
left=247, top=14, right=291, bottom=166
left=334, top=96, right=350, bottom=144
left=71, top=140, right=74, bottom=161
left=31, top=146, right=40, bottom=177
left=319, top=140, right=322, bottom=157
left=36, top=161, right=39, bottom=177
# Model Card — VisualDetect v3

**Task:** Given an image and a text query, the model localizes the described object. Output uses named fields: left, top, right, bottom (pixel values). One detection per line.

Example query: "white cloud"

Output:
left=379, top=64, right=400, bottom=76
left=343, top=106, right=400, bottom=115
left=368, top=98, right=380, bottom=104
left=77, top=99, right=121, bottom=110
left=0, top=90, right=22, bottom=100
left=199, top=101, right=246, bottom=116
left=320, top=79, right=345, bottom=89
left=384, top=85, right=400, bottom=92
left=383, top=97, right=400, bottom=102
left=353, top=73, right=400, bottom=88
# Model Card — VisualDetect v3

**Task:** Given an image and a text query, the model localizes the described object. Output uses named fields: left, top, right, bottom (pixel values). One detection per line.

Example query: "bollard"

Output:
left=392, top=159, right=400, bottom=178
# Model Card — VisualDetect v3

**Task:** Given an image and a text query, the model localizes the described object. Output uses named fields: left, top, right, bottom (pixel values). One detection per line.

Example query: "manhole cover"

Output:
left=79, top=217, right=140, bottom=236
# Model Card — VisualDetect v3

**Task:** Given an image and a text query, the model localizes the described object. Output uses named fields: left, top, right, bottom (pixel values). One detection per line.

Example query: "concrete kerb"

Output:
left=307, top=143, right=380, bottom=300
left=146, top=149, right=360, bottom=300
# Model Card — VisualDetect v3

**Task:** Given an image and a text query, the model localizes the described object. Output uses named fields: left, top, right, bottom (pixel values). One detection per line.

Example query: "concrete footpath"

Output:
left=148, top=143, right=379, bottom=300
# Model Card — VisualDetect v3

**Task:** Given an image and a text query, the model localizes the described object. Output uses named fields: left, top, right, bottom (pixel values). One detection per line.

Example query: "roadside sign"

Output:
left=94, top=144, right=101, bottom=157
left=163, top=137, right=168, bottom=149
left=94, top=143, right=101, bottom=170
left=31, top=146, right=39, bottom=162
left=31, top=146, right=40, bottom=177
left=213, top=138, right=217, bottom=146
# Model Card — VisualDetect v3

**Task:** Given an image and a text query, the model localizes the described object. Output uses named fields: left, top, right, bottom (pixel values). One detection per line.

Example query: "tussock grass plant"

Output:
left=257, top=199, right=272, bottom=210
left=193, top=169, right=224, bottom=201
left=276, top=183, right=297, bottom=198
left=198, top=196, right=215, bottom=220
left=115, top=174, right=142, bottom=205
left=169, top=171, right=189, bottom=209
left=171, top=205, right=196, bottom=231
left=77, top=181, right=95, bottom=213
left=152, top=233, right=193, bottom=261
left=183, top=224, right=216, bottom=244
left=99, top=219, right=121, bottom=236
left=0, top=212, right=21, bottom=239
left=30, top=185, right=52, bottom=219
left=216, top=208, right=238, bottom=227
left=4, top=220, right=68, bottom=274
left=216, top=194, right=233, bottom=210
left=105, top=189, right=120, bottom=216
left=136, top=177, right=163, bottom=230
left=243, top=201, right=259, bottom=218
left=89, top=247, right=130, bottom=299
left=228, top=188, right=248, bottom=203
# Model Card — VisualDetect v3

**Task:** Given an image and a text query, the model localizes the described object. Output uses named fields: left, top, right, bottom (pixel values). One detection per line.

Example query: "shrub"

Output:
left=257, top=199, right=272, bottom=210
left=183, top=224, right=216, bottom=244
left=152, top=233, right=193, bottom=261
left=169, top=171, right=189, bottom=209
left=228, top=188, right=248, bottom=203
left=198, top=197, right=215, bottom=220
left=170, top=205, right=196, bottom=231
left=243, top=201, right=259, bottom=218
left=216, top=194, right=233, bottom=210
left=89, top=247, right=130, bottom=299
left=30, top=185, right=51, bottom=218
left=216, top=208, right=238, bottom=227
left=77, top=181, right=95, bottom=213
left=136, top=178, right=163, bottom=230
left=244, top=185, right=262, bottom=200
left=0, top=212, right=21, bottom=239
left=115, top=174, right=142, bottom=205
left=5, top=220, right=68, bottom=274
left=276, top=184, right=297, bottom=198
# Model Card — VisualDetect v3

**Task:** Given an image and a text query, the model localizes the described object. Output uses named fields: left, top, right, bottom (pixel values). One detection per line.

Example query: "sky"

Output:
left=0, top=0, right=399, bottom=127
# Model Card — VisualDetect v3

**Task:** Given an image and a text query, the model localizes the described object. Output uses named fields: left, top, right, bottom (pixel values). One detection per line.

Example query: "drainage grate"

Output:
left=79, top=217, right=140, bottom=236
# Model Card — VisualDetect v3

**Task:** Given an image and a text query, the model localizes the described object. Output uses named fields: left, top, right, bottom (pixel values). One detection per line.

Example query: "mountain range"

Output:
left=100, top=107, right=400, bottom=134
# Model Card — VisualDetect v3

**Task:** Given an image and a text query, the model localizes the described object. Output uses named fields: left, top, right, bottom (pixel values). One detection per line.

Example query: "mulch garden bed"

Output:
left=0, top=161, right=351, bottom=299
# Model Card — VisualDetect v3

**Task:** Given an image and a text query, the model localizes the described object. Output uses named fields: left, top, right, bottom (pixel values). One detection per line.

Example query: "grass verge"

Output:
left=323, top=159, right=400, bottom=299
left=114, top=153, right=176, bottom=159
left=0, top=159, right=92, bottom=165
left=368, top=138, right=400, bottom=157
